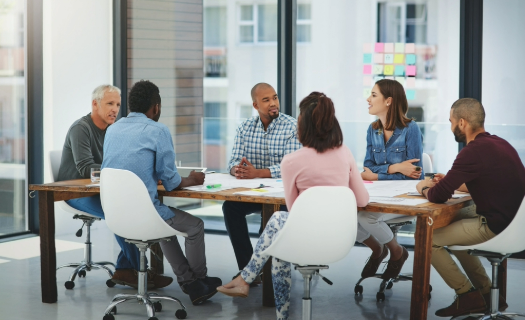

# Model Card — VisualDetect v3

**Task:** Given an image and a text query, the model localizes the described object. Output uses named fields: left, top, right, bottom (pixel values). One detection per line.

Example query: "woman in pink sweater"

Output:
left=217, top=92, right=369, bottom=320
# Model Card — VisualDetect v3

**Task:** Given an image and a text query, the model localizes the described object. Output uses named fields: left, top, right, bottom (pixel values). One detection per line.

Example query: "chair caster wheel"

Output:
left=376, top=292, right=385, bottom=302
left=153, top=301, right=162, bottom=312
left=175, top=309, right=187, bottom=319
left=78, top=270, right=86, bottom=278
left=102, top=314, right=115, bottom=320
left=354, top=285, right=363, bottom=295
left=429, top=284, right=432, bottom=293
left=386, top=282, right=393, bottom=289
left=65, top=281, right=75, bottom=289
left=106, top=279, right=116, bottom=288
left=111, top=306, right=117, bottom=314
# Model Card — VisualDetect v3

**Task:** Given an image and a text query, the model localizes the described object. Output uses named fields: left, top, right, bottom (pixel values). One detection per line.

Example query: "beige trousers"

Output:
left=432, top=214, right=496, bottom=295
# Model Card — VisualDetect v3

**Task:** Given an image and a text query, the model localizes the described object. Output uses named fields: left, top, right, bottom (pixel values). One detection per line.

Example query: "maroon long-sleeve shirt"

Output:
left=427, top=132, right=525, bottom=234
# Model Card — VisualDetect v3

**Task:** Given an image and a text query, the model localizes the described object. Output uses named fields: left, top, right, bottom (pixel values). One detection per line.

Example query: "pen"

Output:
left=206, top=184, right=222, bottom=189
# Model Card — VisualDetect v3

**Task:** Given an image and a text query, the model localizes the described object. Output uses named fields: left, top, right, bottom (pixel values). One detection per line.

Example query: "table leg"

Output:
left=261, top=203, right=280, bottom=307
left=151, top=195, right=165, bottom=273
left=39, top=191, right=57, bottom=303
left=410, top=215, right=433, bottom=320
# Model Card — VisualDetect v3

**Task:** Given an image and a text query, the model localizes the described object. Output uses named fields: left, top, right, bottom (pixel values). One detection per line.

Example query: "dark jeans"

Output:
left=66, top=195, right=143, bottom=270
left=222, top=201, right=287, bottom=270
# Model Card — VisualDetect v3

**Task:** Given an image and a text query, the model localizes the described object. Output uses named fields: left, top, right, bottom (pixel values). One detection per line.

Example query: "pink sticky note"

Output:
left=363, top=65, right=372, bottom=75
left=384, top=43, right=394, bottom=53
left=375, top=43, right=384, bottom=52
left=405, top=43, right=415, bottom=53
left=374, top=53, right=384, bottom=64
left=406, top=77, right=416, bottom=88
left=363, top=76, right=373, bottom=86
left=406, top=65, right=416, bottom=76
left=363, top=43, right=372, bottom=53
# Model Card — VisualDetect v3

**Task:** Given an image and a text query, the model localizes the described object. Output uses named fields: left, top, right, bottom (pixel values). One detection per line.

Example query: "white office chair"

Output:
left=100, top=168, right=187, bottom=320
left=449, top=197, right=525, bottom=320
left=260, top=186, right=358, bottom=320
left=354, top=153, right=435, bottom=301
left=50, top=150, right=115, bottom=289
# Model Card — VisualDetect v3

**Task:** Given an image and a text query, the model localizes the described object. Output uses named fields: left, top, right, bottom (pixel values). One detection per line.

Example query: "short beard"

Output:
left=269, top=112, right=279, bottom=120
left=453, top=124, right=466, bottom=143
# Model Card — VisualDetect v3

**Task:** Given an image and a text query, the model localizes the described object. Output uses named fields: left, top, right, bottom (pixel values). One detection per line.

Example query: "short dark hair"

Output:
left=250, top=82, right=273, bottom=102
left=128, top=80, right=161, bottom=114
left=372, top=79, right=412, bottom=131
left=451, top=98, right=485, bottom=130
left=297, top=92, right=343, bottom=153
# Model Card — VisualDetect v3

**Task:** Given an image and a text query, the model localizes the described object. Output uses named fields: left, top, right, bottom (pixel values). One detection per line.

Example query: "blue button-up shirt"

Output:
left=102, top=112, right=181, bottom=220
left=227, top=113, right=302, bottom=178
left=363, top=120, right=424, bottom=180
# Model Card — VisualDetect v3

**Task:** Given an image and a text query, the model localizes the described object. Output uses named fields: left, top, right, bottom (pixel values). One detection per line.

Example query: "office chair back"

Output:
left=262, top=186, right=357, bottom=265
left=50, top=150, right=62, bottom=182
left=422, top=152, right=433, bottom=173
left=450, top=196, right=525, bottom=254
left=100, top=168, right=187, bottom=241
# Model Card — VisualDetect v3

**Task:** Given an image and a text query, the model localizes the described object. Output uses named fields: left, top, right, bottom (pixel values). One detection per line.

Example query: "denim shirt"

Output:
left=363, top=120, right=424, bottom=180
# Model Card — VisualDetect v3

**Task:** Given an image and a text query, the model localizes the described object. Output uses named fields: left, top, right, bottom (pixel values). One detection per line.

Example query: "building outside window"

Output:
left=297, top=3, right=312, bottom=43
left=238, top=4, right=278, bottom=43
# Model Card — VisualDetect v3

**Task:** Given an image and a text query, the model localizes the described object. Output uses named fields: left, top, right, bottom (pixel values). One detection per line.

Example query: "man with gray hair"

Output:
left=57, top=84, right=173, bottom=289
left=416, top=98, right=525, bottom=317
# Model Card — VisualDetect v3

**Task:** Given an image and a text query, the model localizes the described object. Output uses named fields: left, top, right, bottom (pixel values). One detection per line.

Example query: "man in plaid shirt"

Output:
left=223, top=83, right=302, bottom=279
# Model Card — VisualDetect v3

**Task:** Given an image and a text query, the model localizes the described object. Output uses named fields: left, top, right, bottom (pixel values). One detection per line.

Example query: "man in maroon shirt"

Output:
left=416, top=98, right=525, bottom=317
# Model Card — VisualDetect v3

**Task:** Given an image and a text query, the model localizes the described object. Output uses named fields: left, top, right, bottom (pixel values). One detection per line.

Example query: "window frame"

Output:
left=237, top=3, right=278, bottom=45
left=296, top=2, right=312, bottom=43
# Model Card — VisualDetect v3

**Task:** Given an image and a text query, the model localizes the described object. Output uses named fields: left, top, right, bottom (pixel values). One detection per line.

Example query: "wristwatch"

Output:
left=421, top=186, right=430, bottom=193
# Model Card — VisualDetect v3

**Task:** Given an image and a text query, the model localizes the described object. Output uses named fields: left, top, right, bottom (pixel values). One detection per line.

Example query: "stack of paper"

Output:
left=182, top=173, right=284, bottom=192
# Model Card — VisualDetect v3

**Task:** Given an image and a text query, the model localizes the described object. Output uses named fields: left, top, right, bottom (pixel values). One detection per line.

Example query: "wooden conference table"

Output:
left=30, top=179, right=493, bottom=320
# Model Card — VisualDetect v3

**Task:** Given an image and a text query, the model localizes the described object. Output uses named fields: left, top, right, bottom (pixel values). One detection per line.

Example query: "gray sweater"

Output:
left=57, top=113, right=106, bottom=181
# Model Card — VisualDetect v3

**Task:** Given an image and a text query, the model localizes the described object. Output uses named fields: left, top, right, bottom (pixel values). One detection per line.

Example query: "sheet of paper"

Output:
left=364, top=181, right=420, bottom=197
left=369, top=196, right=429, bottom=206
left=86, top=183, right=100, bottom=187
left=407, top=191, right=470, bottom=199
left=234, top=188, right=285, bottom=197
left=183, top=173, right=284, bottom=192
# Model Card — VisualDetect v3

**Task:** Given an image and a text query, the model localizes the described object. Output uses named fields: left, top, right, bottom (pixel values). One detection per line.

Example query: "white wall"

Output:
left=43, top=0, right=113, bottom=235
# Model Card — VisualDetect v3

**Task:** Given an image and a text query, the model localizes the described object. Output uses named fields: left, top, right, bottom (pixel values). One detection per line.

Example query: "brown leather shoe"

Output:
left=111, top=269, right=153, bottom=289
left=435, top=289, right=487, bottom=317
left=482, top=292, right=508, bottom=312
left=147, top=269, right=173, bottom=289
left=381, top=246, right=408, bottom=280
left=361, top=245, right=388, bottom=278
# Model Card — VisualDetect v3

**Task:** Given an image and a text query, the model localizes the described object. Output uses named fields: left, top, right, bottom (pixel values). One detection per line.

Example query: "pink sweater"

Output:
left=281, top=145, right=370, bottom=210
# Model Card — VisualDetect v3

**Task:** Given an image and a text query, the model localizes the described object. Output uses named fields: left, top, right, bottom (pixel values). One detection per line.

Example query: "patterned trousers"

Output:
left=240, top=211, right=291, bottom=320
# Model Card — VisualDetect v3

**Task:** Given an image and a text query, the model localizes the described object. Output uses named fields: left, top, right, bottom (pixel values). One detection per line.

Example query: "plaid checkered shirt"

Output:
left=227, top=113, right=302, bottom=178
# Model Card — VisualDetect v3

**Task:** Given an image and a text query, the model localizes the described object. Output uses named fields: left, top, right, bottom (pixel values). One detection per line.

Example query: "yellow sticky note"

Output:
left=384, top=65, right=394, bottom=75
left=373, top=65, right=384, bottom=75
left=394, top=54, right=405, bottom=64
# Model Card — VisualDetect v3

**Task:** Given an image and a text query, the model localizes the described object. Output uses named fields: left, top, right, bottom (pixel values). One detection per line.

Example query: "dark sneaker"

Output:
left=147, top=269, right=173, bottom=289
left=381, top=246, right=409, bottom=280
left=111, top=269, right=153, bottom=289
left=482, top=292, right=508, bottom=312
left=182, top=278, right=218, bottom=305
left=435, top=289, right=487, bottom=317
left=181, top=276, right=222, bottom=294
left=232, top=271, right=262, bottom=287
left=361, top=245, right=388, bottom=278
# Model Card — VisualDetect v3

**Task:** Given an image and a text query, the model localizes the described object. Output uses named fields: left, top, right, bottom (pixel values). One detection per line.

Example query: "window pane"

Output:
left=258, top=4, right=278, bottom=42
left=240, top=5, right=253, bottom=21
left=0, top=0, right=27, bottom=236
left=240, top=25, right=254, bottom=42
left=297, top=4, right=311, bottom=20
left=204, top=7, right=227, bottom=46
left=297, top=25, right=311, bottom=42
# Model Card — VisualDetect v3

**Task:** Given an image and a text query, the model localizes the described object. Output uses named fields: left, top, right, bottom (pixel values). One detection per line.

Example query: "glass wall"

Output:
left=0, top=1, right=27, bottom=236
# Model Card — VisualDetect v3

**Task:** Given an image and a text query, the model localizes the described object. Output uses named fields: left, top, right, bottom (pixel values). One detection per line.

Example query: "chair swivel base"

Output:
left=354, top=273, right=432, bottom=302
left=102, top=291, right=187, bottom=320
left=57, top=260, right=115, bottom=289
left=451, top=311, right=525, bottom=320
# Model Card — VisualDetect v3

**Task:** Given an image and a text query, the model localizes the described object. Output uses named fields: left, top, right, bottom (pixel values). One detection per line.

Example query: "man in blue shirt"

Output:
left=223, top=83, right=301, bottom=279
left=102, top=80, right=221, bottom=305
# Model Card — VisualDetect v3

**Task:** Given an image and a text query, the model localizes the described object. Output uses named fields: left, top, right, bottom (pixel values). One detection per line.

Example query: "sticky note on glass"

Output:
left=395, top=77, right=405, bottom=86
left=384, top=65, right=394, bottom=75
left=374, top=76, right=384, bottom=82
left=406, top=77, right=416, bottom=88
left=363, top=88, right=371, bottom=99
left=363, top=53, right=372, bottom=64
left=394, top=54, right=405, bottom=64
left=395, top=43, right=405, bottom=53
left=384, top=54, right=394, bottom=64
left=406, top=54, right=416, bottom=65
left=394, top=65, right=405, bottom=76
left=374, top=53, right=384, bottom=63
left=373, top=65, right=384, bottom=75
left=384, top=43, right=394, bottom=53
left=363, top=65, right=372, bottom=75
left=406, top=89, right=416, bottom=100
left=375, top=43, right=384, bottom=52
left=405, top=43, right=415, bottom=53
left=363, top=76, right=373, bottom=86
left=406, top=65, right=416, bottom=76
left=363, top=43, right=372, bottom=53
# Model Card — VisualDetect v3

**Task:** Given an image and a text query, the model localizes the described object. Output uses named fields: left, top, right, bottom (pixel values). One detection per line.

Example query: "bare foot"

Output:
left=217, top=275, right=250, bottom=298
